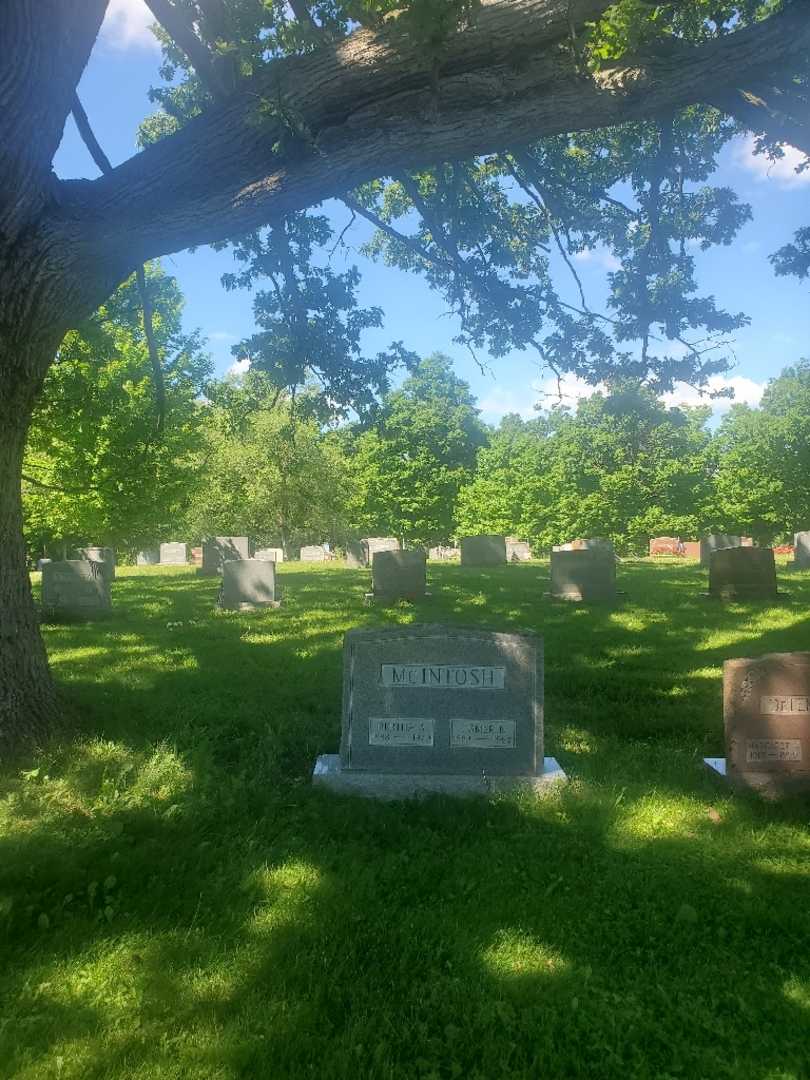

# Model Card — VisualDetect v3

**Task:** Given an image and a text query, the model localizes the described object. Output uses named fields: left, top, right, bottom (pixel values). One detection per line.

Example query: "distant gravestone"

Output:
left=201, top=536, right=250, bottom=575
left=42, top=560, right=111, bottom=619
left=36, top=558, right=51, bottom=571
left=370, top=550, right=427, bottom=601
left=709, top=546, right=777, bottom=601
left=346, top=541, right=368, bottom=568
left=190, top=547, right=203, bottom=567
left=506, top=539, right=532, bottom=562
left=313, top=624, right=564, bottom=797
left=365, top=537, right=400, bottom=559
left=254, top=547, right=284, bottom=562
left=428, top=545, right=460, bottom=561
left=460, top=535, right=507, bottom=567
left=218, top=559, right=280, bottom=610
left=705, top=652, right=810, bottom=796
left=700, top=534, right=742, bottom=566
left=649, top=536, right=679, bottom=556
left=300, top=545, right=327, bottom=562
left=159, top=542, right=188, bottom=565
left=550, top=549, right=617, bottom=602
left=137, top=547, right=160, bottom=566
left=76, top=546, right=116, bottom=580
left=794, top=531, right=810, bottom=569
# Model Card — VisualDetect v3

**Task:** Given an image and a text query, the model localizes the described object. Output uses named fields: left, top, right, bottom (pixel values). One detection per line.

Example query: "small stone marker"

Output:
left=370, top=550, right=427, bottom=601
left=705, top=652, right=810, bottom=796
left=346, top=541, right=368, bottom=568
left=218, top=559, right=280, bottom=610
left=300, top=544, right=327, bottom=562
left=460, top=535, right=507, bottom=566
left=137, top=547, right=160, bottom=566
left=159, top=542, right=188, bottom=565
left=201, top=536, right=250, bottom=575
left=549, top=549, right=617, bottom=602
left=428, top=545, right=460, bottom=561
left=313, top=624, right=564, bottom=798
left=365, top=537, right=401, bottom=559
left=708, top=546, right=777, bottom=601
left=41, top=560, right=111, bottom=619
left=794, top=531, right=810, bottom=569
left=190, top=546, right=203, bottom=566
left=254, top=547, right=284, bottom=562
left=76, top=546, right=116, bottom=580
left=506, top=538, right=532, bottom=562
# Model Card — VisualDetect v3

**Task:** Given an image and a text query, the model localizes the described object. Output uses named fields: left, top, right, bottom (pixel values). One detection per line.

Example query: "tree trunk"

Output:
left=0, top=342, right=60, bottom=755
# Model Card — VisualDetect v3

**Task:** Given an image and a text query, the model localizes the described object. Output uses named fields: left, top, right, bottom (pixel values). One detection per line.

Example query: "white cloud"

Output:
left=478, top=385, right=539, bottom=422
left=99, top=0, right=159, bottom=51
left=661, top=375, right=765, bottom=412
left=572, top=247, right=621, bottom=272
left=227, top=357, right=251, bottom=377
left=209, top=330, right=237, bottom=342
left=732, top=135, right=810, bottom=189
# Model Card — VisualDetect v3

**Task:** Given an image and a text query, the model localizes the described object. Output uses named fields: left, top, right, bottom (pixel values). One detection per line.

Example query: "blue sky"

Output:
left=55, top=0, right=810, bottom=424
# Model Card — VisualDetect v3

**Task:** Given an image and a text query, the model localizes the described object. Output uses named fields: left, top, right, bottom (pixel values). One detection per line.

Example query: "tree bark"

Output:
left=0, top=336, right=62, bottom=756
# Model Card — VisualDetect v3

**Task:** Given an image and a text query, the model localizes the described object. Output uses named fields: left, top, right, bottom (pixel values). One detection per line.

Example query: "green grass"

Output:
left=3, top=559, right=810, bottom=1079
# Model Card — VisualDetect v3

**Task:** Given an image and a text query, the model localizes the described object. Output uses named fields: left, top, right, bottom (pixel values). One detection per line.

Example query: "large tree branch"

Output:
left=56, top=1, right=810, bottom=286
left=143, top=0, right=229, bottom=100
left=0, top=0, right=108, bottom=240
left=709, top=77, right=810, bottom=159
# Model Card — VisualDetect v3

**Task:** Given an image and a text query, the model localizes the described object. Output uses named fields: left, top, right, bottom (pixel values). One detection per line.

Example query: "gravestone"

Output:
left=794, top=531, right=810, bottom=569
left=428, top=545, right=460, bottom=561
left=346, top=541, right=368, bottom=568
left=159, top=542, right=188, bottom=565
left=36, top=558, right=51, bottom=571
left=700, top=534, right=742, bottom=566
left=506, top=539, right=532, bottom=562
left=649, top=536, right=679, bottom=556
left=705, top=652, right=810, bottom=796
left=370, top=550, right=427, bottom=601
left=190, top=547, right=203, bottom=566
left=300, top=545, right=327, bottom=562
left=218, top=559, right=280, bottom=610
left=76, top=546, right=116, bottom=580
left=549, top=548, right=617, bottom=602
left=254, top=547, right=284, bottom=562
left=365, top=537, right=400, bottom=559
left=460, top=535, right=506, bottom=567
left=709, top=546, right=777, bottom=601
left=201, top=536, right=250, bottom=575
left=41, top=560, right=111, bottom=619
left=137, top=547, right=160, bottom=566
left=313, top=624, right=565, bottom=797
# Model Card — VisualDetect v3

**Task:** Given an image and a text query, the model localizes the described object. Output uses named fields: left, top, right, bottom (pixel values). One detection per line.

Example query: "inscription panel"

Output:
left=746, top=739, right=802, bottom=763
left=760, top=695, right=810, bottom=716
left=450, top=719, right=516, bottom=749
left=368, top=718, right=434, bottom=747
left=381, top=664, right=505, bottom=690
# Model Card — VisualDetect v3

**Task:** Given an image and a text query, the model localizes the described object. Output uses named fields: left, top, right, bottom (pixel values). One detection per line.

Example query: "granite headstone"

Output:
left=709, top=546, right=777, bottom=601
left=159, top=542, right=188, bottom=565
left=300, top=545, right=327, bottom=562
left=700, top=534, right=742, bottom=566
left=42, top=560, right=111, bottom=618
left=218, top=559, right=280, bottom=610
left=460, top=535, right=507, bottom=567
left=364, top=537, right=401, bottom=559
left=506, top=539, right=532, bottom=562
left=76, top=546, right=116, bottom=580
left=371, top=550, right=427, bottom=601
left=346, top=541, right=368, bottom=568
left=793, top=531, right=810, bottom=569
left=201, top=536, right=250, bottom=575
left=254, top=547, right=284, bottom=562
left=137, top=547, right=160, bottom=566
left=550, top=548, right=617, bottom=602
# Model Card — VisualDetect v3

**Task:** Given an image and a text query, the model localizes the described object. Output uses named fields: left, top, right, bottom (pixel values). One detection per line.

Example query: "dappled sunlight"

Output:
left=607, top=792, right=716, bottom=843
left=783, top=976, right=810, bottom=1013
left=246, top=859, right=325, bottom=935
left=482, top=929, right=572, bottom=981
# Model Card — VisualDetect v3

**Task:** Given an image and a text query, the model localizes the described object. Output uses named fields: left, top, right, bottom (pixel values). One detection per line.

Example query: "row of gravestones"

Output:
left=651, top=532, right=810, bottom=570
left=312, top=624, right=810, bottom=800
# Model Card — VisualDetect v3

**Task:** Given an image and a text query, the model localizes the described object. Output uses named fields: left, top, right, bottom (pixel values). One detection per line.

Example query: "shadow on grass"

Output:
left=5, top=562, right=810, bottom=1076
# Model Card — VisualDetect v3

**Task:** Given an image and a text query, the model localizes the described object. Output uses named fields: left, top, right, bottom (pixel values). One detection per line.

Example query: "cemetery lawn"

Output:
left=4, top=560, right=810, bottom=1080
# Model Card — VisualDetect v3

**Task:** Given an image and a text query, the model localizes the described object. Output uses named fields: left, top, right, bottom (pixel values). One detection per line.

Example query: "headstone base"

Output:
left=364, top=590, right=433, bottom=606
left=312, top=754, right=566, bottom=800
left=217, top=599, right=282, bottom=611
left=703, top=757, right=810, bottom=798
left=544, top=590, right=623, bottom=603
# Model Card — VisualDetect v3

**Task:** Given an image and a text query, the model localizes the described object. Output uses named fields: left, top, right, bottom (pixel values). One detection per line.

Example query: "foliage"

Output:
left=341, top=353, right=487, bottom=544
left=23, top=267, right=210, bottom=557
left=4, top=559, right=810, bottom=1077
left=183, top=371, right=351, bottom=551
left=457, top=387, right=714, bottom=552
left=713, top=360, right=810, bottom=540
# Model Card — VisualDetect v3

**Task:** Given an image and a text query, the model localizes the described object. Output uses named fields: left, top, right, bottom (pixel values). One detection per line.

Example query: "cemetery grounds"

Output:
left=2, top=558, right=810, bottom=1080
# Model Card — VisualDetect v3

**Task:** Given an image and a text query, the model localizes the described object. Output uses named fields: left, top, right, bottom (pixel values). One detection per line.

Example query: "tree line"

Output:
left=23, top=270, right=810, bottom=560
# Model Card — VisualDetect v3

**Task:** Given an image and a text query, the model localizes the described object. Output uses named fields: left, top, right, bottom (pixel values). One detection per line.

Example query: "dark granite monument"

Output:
left=313, top=625, right=564, bottom=797
left=218, top=559, right=280, bottom=610
left=460, top=535, right=507, bottom=567
left=549, top=548, right=617, bottom=601
left=201, top=536, right=250, bottom=575
left=41, top=560, right=111, bottom=618
left=708, top=546, right=777, bottom=601
left=370, top=549, right=427, bottom=601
